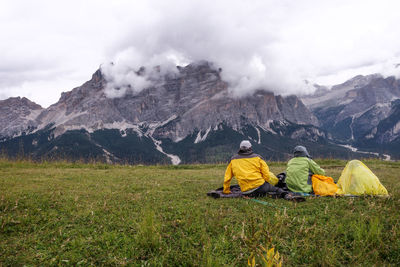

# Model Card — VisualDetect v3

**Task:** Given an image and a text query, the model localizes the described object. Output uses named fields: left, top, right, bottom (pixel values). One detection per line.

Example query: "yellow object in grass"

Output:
left=336, top=160, right=388, bottom=196
left=268, top=171, right=279, bottom=186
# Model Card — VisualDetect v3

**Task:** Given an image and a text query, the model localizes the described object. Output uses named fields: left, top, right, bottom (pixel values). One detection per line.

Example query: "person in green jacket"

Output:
left=285, top=146, right=325, bottom=193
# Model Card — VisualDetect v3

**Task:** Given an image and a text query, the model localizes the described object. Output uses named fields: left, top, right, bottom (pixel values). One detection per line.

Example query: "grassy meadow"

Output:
left=1, top=158, right=400, bottom=266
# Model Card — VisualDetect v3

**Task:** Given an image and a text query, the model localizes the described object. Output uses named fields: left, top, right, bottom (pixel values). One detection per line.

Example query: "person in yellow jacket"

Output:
left=223, top=140, right=304, bottom=201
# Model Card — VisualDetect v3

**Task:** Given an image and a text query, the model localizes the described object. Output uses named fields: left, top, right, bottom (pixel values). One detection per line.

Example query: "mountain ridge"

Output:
left=301, top=73, right=400, bottom=158
left=1, top=61, right=397, bottom=163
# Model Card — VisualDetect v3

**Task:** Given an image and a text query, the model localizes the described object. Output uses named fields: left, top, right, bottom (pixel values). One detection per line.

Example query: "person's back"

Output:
left=286, top=146, right=325, bottom=193
left=223, top=141, right=270, bottom=194
left=223, top=140, right=305, bottom=201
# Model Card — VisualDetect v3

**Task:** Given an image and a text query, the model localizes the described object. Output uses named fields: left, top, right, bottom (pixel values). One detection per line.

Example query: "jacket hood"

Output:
left=293, top=146, right=311, bottom=158
left=238, top=147, right=253, bottom=155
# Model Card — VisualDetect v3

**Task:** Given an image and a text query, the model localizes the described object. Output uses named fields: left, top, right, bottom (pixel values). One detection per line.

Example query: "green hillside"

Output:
left=1, top=159, right=399, bottom=266
left=0, top=122, right=379, bottom=165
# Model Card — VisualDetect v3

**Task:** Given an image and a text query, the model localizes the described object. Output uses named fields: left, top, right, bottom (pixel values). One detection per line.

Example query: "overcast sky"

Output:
left=1, top=0, right=400, bottom=107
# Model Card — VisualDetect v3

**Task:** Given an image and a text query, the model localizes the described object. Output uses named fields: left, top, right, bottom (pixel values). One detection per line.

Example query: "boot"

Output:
left=283, top=192, right=306, bottom=202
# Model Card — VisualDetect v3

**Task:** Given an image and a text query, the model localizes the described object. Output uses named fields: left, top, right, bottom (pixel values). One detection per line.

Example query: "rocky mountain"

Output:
left=0, top=97, right=43, bottom=141
left=354, top=99, right=400, bottom=157
left=0, top=61, right=371, bottom=164
left=302, top=74, right=382, bottom=110
left=301, top=74, right=400, bottom=158
left=33, top=62, right=319, bottom=139
left=302, top=74, right=400, bottom=140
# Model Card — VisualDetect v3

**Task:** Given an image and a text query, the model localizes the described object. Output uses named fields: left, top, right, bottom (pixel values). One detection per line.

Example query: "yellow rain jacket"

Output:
left=223, top=152, right=274, bottom=194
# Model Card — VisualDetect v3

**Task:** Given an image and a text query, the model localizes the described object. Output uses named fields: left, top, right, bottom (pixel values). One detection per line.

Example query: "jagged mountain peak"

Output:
left=331, top=73, right=382, bottom=91
left=0, top=96, right=43, bottom=140
left=0, top=96, right=43, bottom=110
left=27, top=61, right=318, bottom=140
left=0, top=61, right=334, bottom=164
left=302, top=73, right=385, bottom=109
left=302, top=72, right=400, bottom=150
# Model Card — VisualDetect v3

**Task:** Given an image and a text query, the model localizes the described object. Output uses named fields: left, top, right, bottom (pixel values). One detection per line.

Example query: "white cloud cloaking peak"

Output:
left=1, top=0, right=400, bottom=106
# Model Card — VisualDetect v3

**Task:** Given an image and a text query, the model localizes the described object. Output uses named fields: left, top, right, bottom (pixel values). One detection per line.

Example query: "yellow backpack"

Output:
left=311, top=174, right=338, bottom=196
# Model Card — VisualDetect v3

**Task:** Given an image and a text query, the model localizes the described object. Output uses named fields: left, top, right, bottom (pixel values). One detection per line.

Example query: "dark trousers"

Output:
left=245, top=182, right=286, bottom=198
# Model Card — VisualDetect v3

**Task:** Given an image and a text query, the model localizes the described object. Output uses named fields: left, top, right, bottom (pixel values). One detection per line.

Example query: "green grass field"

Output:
left=1, top=159, right=399, bottom=266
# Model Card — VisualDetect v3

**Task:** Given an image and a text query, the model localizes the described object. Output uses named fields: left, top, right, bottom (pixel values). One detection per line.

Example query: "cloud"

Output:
left=314, top=56, right=400, bottom=86
left=0, top=0, right=129, bottom=106
left=101, top=47, right=180, bottom=98
left=1, top=0, right=400, bottom=106
left=101, top=0, right=400, bottom=97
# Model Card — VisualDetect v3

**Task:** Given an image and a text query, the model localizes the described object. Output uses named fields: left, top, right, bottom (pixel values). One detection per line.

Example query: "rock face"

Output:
left=302, top=74, right=383, bottom=109
left=0, top=97, right=43, bottom=140
left=35, top=69, right=118, bottom=137
left=0, top=61, right=371, bottom=163
left=371, top=100, right=400, bottom=144
left=300, top=74, right=400, bottom=159
left=34, top=62, right=318, bottom=141
left=302, top=74, right=400, bottom=142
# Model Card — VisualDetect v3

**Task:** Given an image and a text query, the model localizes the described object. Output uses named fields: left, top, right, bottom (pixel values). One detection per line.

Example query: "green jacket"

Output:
left=286, top=157, right=325, bottom=193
